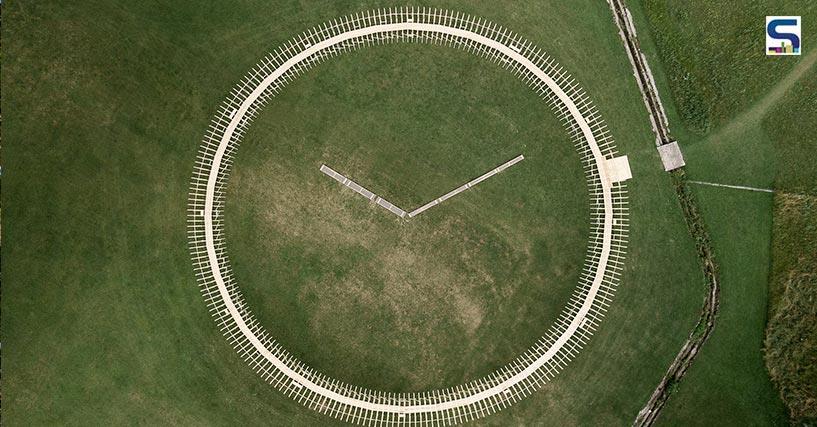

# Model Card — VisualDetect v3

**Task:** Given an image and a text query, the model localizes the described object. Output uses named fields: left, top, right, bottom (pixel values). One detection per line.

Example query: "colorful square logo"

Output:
left=767, top=16, right=802, bottom=55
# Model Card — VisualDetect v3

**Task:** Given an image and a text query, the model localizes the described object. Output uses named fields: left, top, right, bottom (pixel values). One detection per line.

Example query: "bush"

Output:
left=765, top=194, right=817, bottom=423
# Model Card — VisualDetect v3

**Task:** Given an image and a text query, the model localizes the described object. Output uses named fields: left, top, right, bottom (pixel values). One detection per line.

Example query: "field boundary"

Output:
left=688, top=180, right=774, bottom=194
left=606, top=1, right=721, bottom=425
left=188, top=8, right=630, bottom=425
left=606, top=0, right=672, bottom=146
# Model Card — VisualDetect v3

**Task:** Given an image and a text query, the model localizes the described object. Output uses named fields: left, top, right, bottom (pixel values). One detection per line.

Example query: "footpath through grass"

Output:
left=3, top=1, right=703, bottom=424
left=633, top=0, right=817, bottom=423
left=639, top=0, right=815, bottom=135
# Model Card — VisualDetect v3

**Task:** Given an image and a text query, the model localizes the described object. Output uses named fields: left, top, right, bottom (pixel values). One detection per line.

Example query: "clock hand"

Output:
left=320, top=164, right=408, bottom=218
left=408, top=154, right=524, bottom=217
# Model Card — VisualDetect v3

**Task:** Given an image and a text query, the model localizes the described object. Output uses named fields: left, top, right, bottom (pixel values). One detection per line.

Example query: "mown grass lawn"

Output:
left=657, top=187, right=787, bottom=426
left=226, top=42, right=590, bottom=392
left=3, top=1, right=703, bottom=424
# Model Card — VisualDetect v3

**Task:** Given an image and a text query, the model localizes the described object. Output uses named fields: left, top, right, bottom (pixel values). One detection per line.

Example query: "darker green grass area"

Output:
left=765, top=193, right=817, bottom=423
left=3, top=1, right=704, bottom=424
left=639, top=0, right=815, bottom=135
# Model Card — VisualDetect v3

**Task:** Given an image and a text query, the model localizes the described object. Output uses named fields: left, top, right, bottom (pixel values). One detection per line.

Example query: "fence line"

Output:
left=188, top=8, right=630, bottom=425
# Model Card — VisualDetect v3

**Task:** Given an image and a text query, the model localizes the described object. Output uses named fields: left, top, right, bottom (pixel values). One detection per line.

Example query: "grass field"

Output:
left=763, top=66, right=817, bottom=423
left=657, top=187, right=787, bottom=426
left=766, top=193, right=817, bottom=423
left=3, top=1, right=706, bottom=424
left=768, top=66, right=817, bottom=195
left=633, top=0, right=817, bottom=424
left=226, top=43, right=589, bottom=392
left=639, top=0, right=814, bottom=135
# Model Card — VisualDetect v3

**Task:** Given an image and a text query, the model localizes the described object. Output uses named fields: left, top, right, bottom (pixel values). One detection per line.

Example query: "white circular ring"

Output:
left=188, top=8, right=629, bottom=425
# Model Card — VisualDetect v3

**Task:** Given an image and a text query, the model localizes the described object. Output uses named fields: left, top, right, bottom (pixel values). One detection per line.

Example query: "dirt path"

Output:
left=709, top=48, right=817, bottom=142
left=609, top=2, right=816, bottom=426
left=606, top=1, right=721, bottom=425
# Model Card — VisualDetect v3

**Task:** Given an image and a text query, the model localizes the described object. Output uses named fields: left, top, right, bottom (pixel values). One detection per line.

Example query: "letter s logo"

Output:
left=768, top=19, right=801, bottom=49
left=766, top=16, right=802, bottom=55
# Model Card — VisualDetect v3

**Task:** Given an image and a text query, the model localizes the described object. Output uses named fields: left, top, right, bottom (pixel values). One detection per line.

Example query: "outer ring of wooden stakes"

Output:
left=188, top=8, right=630, bottom=425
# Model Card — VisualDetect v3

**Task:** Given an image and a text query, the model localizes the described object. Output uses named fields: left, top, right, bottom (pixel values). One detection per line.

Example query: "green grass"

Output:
left=639, top=0, right=815, bottom=135
left=226, top=43, right=589, bottom=392
left=762, top=65, right=817, bottom=423
left=3, top=1, right=706, bottom=424
left=631, top=1, right=817, bottom=424
left=637, top=0, right=816, bottom=191
left=767, top=66, right=817, bottom=196
left=657, top=187, right=787, bottom=426
left=765, top=193, right=817, bottom=423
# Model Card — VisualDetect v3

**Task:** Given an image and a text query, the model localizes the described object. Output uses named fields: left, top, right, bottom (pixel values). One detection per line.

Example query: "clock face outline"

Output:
left=188, top=8, right=630, bottom=425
